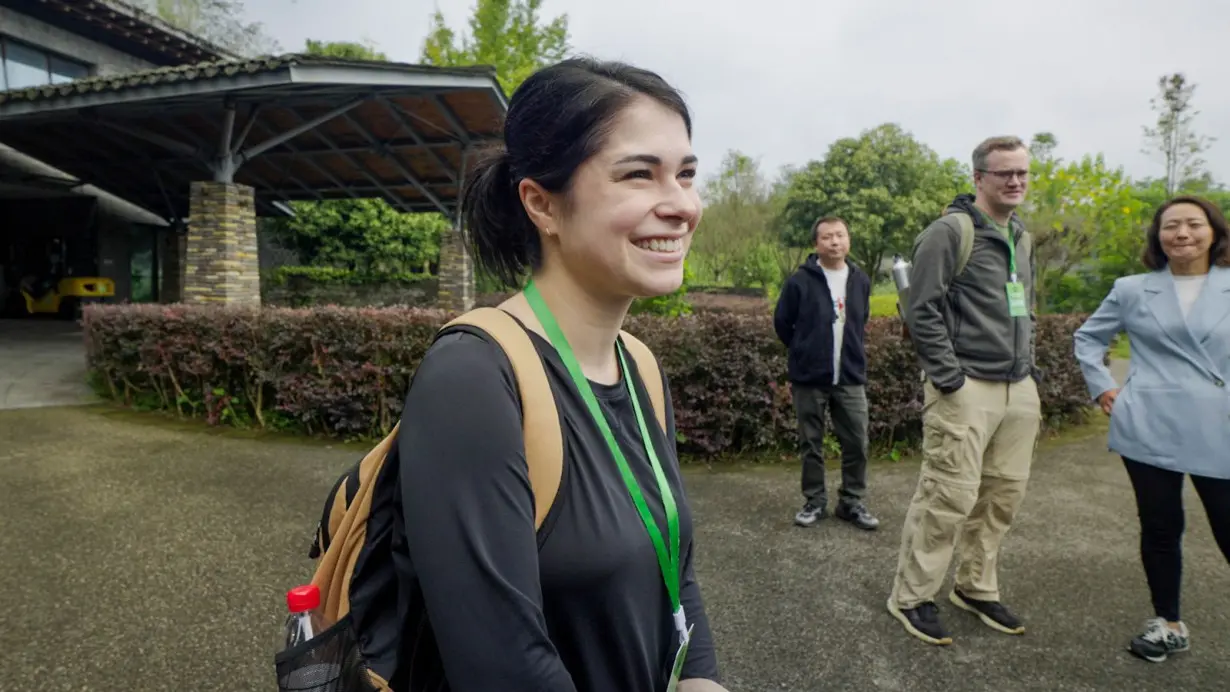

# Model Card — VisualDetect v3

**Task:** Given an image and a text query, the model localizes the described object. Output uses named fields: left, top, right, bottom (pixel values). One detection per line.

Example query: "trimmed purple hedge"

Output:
left=82, top=304, right=1092, bottom=457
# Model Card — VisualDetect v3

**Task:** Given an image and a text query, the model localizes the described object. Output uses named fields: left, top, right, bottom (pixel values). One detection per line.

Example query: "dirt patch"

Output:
left=686, top=291, right=771, bottom=314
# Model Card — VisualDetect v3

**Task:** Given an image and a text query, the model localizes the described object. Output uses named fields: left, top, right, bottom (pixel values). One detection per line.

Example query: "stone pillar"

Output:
left=436, top=227, right=474, bottom=312
left=160, top=229, right=186, bottom=303
left=184, top=181, right=260, bottom=306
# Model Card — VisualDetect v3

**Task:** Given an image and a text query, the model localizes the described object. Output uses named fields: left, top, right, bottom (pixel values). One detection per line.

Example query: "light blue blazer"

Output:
left=1073, top=266, right=1230, bottom=479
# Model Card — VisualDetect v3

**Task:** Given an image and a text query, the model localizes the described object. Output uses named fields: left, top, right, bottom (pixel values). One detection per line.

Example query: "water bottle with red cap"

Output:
left=284, top=583, right=328, bottom=650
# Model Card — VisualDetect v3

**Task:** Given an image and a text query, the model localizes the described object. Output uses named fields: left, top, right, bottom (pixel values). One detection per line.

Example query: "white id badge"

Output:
left=665, top=624, right=695, bottom=692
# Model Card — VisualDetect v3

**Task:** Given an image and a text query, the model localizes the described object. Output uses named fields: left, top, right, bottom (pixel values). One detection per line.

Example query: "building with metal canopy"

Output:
left=0, top=0, right=505, bottom=311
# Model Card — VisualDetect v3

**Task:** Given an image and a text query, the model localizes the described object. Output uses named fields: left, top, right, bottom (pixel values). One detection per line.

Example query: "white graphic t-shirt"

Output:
left=820, top=261, right=849, bottom=386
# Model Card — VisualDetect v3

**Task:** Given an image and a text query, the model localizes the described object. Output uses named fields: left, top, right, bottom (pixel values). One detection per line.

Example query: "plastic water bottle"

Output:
left=284, top=584, right=327, bottom=649
left=891, top=254, right=911, bottom=292
left=278, top=584, right=342, bottom=691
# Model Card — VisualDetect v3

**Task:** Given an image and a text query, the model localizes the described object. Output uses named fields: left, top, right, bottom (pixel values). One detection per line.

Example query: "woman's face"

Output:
left=538, top=96, right=701, bottom=300
left=1159, top=202, right=1214, bottom=268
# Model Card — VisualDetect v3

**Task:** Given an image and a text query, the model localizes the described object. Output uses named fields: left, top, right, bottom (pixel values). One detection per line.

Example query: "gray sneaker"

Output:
left=793, top=502, right=826, bottom=527
left=1129, top=617, right=1190, bottom=663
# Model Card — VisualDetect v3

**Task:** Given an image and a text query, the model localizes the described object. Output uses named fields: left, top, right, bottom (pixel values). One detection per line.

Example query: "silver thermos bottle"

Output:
left=891, top=254, right=911, bottom=292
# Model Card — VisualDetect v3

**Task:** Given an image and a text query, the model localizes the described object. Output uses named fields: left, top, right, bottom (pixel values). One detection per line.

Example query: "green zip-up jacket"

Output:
left=905, top=193, right=1038, bottom=393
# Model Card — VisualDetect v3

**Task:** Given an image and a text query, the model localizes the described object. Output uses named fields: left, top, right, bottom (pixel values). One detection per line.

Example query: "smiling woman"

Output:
left=1073, top=195, right=1230, bottom=665
left=375, top=58, right=726, bottom=691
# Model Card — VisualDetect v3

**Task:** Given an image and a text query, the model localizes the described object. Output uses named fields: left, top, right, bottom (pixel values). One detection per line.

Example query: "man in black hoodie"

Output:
left=774, top=216, right=879, bottom=532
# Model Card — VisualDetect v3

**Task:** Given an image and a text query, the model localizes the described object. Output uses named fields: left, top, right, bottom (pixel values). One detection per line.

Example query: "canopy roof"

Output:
left=3, top=0, right=233, bottom=66
left=0, top=54, right=508, bottom=220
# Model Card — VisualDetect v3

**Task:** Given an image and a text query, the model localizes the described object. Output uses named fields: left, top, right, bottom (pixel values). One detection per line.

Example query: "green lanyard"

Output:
left=985, top=213, right=1018, bottom=282
left=523, top=279, right=687, bottom=642
left=1004, top=229, right=1017, bottom=282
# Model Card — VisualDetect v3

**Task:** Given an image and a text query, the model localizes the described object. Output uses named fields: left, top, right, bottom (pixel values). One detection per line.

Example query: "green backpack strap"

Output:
left=899, top=211, right=979, bottom=342
left=951, top=212, right=976, bottom=277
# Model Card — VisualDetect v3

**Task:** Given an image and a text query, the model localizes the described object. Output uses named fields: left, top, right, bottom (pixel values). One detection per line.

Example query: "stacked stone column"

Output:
left=436, top=227, right=474, bottom=312
left=184, top=181, right=261, bottom=306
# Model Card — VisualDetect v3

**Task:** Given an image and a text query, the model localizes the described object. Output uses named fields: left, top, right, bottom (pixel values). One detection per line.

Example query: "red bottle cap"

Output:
left=287, top=584, right=321, bottom=613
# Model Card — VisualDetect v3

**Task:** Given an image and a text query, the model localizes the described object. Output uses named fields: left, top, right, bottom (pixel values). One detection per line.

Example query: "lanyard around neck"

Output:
left=1004, top=226, right=1017, bottom=281
left=522, top=279, right=685, bottom=637
left=982, top=210, right=1018, bottom=281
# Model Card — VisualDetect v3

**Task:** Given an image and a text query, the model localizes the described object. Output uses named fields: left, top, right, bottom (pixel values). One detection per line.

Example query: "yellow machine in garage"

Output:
left=19, top=275, right=114, bottom=318
left=11, top=235, right=115, bottom=319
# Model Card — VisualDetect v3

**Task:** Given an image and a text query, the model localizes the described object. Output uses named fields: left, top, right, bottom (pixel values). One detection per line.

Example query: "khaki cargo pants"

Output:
left=890, top=376, right=1041, bottom=608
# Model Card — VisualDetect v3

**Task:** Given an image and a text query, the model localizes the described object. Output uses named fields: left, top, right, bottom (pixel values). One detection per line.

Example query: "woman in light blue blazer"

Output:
left=1073, top=195, right=1230, bottom=665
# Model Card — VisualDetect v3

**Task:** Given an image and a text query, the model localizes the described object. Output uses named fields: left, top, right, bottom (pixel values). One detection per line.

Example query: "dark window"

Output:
left=49, top=56, right=89, bottom=84
left=1, top=37, right=91, bottom=90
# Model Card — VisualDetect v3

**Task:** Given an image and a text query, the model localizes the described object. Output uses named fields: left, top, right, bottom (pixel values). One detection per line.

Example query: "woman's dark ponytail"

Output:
left=461, top=145, right=538, bottom=288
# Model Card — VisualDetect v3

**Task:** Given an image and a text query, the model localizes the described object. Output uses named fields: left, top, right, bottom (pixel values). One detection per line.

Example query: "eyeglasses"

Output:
left=978, top=169, right=1029, bottom=182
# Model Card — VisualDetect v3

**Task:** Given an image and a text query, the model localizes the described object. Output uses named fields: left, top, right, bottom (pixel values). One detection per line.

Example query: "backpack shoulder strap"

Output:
left=618, top=330, right=667, bottom=434
left=443, top=308, right=562, bottom=531
left=314, top=422, right=399, bottom=623
left=951, top=212, right=976, bottom=276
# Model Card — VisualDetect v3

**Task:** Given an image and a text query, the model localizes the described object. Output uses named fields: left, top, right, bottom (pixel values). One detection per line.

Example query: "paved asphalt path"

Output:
left=1, top=405, right=1226, bottom=691
left=0, top=320, right=96, bottom=409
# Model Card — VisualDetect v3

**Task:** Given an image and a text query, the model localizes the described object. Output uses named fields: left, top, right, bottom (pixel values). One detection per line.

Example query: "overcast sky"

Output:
left=243, top=0, right=1227, bottom=186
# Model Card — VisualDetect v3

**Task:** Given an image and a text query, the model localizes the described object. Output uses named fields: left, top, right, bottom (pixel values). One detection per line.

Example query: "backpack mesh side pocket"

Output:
left=274, top=614, right=382, bottom=692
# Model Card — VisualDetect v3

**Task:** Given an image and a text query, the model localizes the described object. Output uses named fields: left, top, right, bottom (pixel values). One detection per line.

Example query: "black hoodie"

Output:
left=773, top=256, right=872, bottom=387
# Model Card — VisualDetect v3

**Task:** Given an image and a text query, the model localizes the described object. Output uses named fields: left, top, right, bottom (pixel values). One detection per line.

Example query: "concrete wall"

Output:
left=0, top=5, right=155, bottom=77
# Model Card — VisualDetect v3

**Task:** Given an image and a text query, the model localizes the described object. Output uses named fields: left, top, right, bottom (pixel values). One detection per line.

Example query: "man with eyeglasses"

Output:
left=887, top=135, right=1041, bottom=647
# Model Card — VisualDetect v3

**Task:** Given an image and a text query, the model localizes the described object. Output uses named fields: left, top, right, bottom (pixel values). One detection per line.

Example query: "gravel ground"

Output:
left=1, top=404, right=1226, bottom=692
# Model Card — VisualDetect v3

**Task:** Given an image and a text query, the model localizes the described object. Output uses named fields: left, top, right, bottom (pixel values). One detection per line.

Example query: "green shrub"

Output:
left=83, top=304, right=1093, bottom=457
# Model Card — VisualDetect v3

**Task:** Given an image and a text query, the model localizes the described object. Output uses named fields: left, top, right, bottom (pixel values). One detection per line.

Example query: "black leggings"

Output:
left=1123, top=458, right=1230, bottom=622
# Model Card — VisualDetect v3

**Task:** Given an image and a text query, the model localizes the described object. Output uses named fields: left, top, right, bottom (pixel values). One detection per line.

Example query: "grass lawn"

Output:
left=869, top=293, right=898, bottom=318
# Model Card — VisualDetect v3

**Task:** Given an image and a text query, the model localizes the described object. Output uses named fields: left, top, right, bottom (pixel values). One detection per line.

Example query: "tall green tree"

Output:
left=1018, top=133, right=1147, bottom=312
left=690, top=150, right=783, bottom=288
left=304, top=39, right=386, bottom=61
left=1142, top=73, right=1216, bottom=195
left=779, top=123, right=969, bottom=278
left=417, top=0, right=571, bottom=294
left=133, top=0, right=278, bottom=57
left=419, top=0, right=570, bottom=94
left=1030, top=131, right=1058, bottom=163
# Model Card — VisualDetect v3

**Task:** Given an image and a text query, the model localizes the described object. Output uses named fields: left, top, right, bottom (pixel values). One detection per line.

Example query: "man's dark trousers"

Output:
left=792, top=383, right=869, bottom=509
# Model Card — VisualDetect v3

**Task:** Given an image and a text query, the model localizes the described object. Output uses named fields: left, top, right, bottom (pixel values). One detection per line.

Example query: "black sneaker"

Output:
left=949, top=589, right=1025, bottom=635
left=887, top=599, right=953, bottom=646
left=793, top=502, right=825, bottom=527
left=1128, top=617, right=1190, bottom=663
left=835, top=502, right=880, bottom=531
